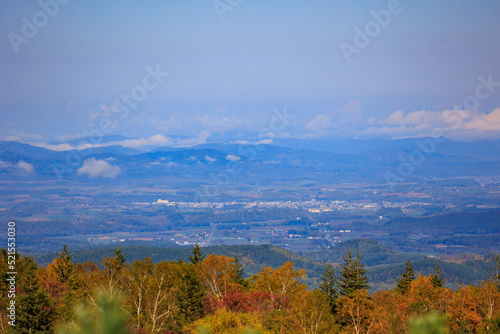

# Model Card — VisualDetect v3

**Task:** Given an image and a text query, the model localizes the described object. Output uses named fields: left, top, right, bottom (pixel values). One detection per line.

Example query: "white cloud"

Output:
left=28, top=133, right=208, bottom=152
left=226, top=154, right=241, bottom=162
left=16, top=161, right=34, bottom=173
left=2, top=131, right=46, bottom=142
left=382, top=109, right=467, bottom=127
left=205, top=155, right=217, bottom=163
left=302, top=106, right=500, bottom=140
left=0, top=161, right=12, bottom=168
left=305, top=114, right=334, bottom=134
left=275, top=132, right=291, bottom=139
left=462, top=108, right=500, bottom=131
left=114, top=134, right=173, bottom=148
left=373, top=108, right=500, bottom=140
left=149, top=161, right=177, bottom=167
left=305, top=100, right=364, bottom=134
left=256, top=139, right=273, bottom=145
left=174, top=131, right=210, bottom=147
left=29, top=143, right=74, bottom=151
left=230, top=139, right=276, bottom=145
left=77, top=158, right=121, bottom=178
left=0, top=160, right=34, bottom=173
left=230, top=140, right=250, bottom=145
left=337, top=99, right=364, bottom=124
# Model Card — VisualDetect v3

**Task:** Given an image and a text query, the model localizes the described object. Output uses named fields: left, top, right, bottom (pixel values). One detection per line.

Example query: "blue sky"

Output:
left=1, top=0, right=500, bottom=148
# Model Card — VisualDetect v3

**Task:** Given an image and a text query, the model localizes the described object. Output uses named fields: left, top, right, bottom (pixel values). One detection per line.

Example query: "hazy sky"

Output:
left=1, top=0, right=500, bottom=147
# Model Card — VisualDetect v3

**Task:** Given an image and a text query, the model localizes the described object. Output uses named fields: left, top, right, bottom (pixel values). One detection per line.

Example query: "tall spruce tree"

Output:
left=339, top=249, right=369, bottom=297
left=353, top=250, right=369, bottom=292
left=101, top=247, right=127, bottom=295
left=51, top=246, right=80, bottom=321
left=52, top=245, right=75, bottom=284
left=16, top=257, right=54, bottom=334
left=102, top=247, right=126, bottom=274
left=189, top=243, right=205, bottom=265
left=175, top=264, right=205, bottom=326
left=113, top=247, right=125, bottom=268
left=430, top=264, right=445, bottom=288
left=233, top=257, right=247, bottom=287
left=319, top=264, right=338, bottom=314
left=396, top=260, right=415, bottom=295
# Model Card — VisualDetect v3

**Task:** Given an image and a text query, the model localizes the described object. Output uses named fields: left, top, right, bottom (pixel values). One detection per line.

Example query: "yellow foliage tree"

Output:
left=371, top=290, right=408, bottom=334
left=185, top=309, right=271, bottom=334
left=406, top=275, right=452, bottom=316
left=446, top=285, right=483, bottom=333
left=199, top=254, right=238, bottom=301
left=251, top=262, right=306, bottom=302
left=337, top=289, right=374, bottom=334
left=292, top=289, right=339, bottom=334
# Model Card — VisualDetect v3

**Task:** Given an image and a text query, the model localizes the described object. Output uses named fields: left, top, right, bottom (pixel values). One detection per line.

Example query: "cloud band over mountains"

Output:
left=5, top=105, right=500, bottom=150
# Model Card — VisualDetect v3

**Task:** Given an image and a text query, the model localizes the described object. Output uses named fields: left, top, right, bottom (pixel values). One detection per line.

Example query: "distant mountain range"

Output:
left=1, top=137, right=500, bottom=183
left=274, top=137, right=500, bottom=160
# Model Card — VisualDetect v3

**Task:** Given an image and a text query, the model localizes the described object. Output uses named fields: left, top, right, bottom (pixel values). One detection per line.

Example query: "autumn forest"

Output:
left=1, top=245, right=500, bottom=334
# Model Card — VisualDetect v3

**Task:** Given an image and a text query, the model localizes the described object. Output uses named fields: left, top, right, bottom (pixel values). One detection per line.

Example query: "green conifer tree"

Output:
left=52, top=245, right=75, bottom=284
left=101, top=247, right=127, bottom=295
left=175, top=264, right=205, bottom=326
left=430, top=264, right=445, bottom=288
left=396, top=260, right=415, bottom=295
left=113, top=247, right=126, bottom=268
left=339, top=249, right=354, bottom=297
left=189, top=243, right=205, bottom=265
left=319, top=264, right=338, bottom=314
left=233, top=257, right=247, bottom=287
left=51, top=245, right=80, bottom=322
left=339, top=249, right=369, bottom=297
left=16, top=257, right=55, bottom=334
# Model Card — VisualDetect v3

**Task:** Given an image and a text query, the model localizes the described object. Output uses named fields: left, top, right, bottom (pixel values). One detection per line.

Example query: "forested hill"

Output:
left=308, top=238, right=425, bottom=266
left=7, top=243, right=500, bottom=333
left=34, top=244, right=326, bottom=284
left=383, top=210, right=500, bottom=235
left=33, top=240, right=498, bottom=290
